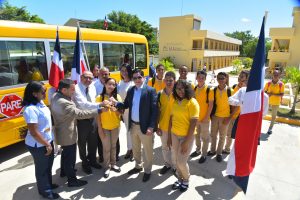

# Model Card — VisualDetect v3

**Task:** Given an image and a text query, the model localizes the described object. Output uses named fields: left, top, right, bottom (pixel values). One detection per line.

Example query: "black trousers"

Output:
left=77, top=119, right=98, bottom=164
left=27, top=142, right=54, bottom=194
left=60, top=143, right=76, bottom=180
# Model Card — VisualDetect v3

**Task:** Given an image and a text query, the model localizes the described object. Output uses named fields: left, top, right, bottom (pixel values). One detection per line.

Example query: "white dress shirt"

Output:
left=94, top=79, right=104, bottom=96
left=131, top=83, right=144, bottom=122
left=117, top=80, right=134, bottom=101
left=73, top=82, right=99, bottom=110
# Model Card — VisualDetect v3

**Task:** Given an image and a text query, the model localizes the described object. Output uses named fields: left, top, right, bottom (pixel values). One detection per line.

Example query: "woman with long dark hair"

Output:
left=22, top=81, right=59, bottom=199
left=167, top=79, right=199, bottom=192
left=96, top=78, right=122, bottom=178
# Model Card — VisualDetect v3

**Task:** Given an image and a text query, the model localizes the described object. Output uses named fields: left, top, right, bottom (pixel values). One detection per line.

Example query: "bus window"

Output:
left=102, top=43, right=133, bottom=72
left=6, top=41, right=47, bottom=84
left=135, top=43, right=147, bottom=69
left=0, top=41, right=18, bottom=87
left=83, top=43, right=100, bottom=72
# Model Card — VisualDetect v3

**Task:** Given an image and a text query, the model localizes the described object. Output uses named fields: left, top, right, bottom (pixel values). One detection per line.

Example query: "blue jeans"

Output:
left=27, top=142, right=54, bottom=194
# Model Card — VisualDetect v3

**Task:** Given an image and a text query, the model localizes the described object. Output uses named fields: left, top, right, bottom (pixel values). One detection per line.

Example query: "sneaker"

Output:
left=68, top=178, right=88, bottom=187
left=104, top=168, right=110, bottom=178
left=216, top=154, right=223, bottom=162
left=207, top=151, right=216, bottom=156
left=222, top=150, right=230, bottom=155
left=190, top=150, right=201, bottom=158
left=198, top=156, right=207, bottom=164
left=111, top=165, right=121, bottom=173
left=180, top=182, right=189, bottom=192
left=267, top=130, right=272, bottom=135
left=171, top=181, right=181, bottom=190
left=159, top=166, right=171, bottom=175
left=127, top=167, right=142, bottom=175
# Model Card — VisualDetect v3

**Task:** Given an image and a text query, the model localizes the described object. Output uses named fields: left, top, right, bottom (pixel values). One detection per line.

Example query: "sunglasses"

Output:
left=133, top=76, right=143, bottom=80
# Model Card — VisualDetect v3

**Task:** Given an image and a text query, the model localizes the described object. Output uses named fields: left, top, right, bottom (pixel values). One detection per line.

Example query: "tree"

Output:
left=283, top=66, right=300, bottom=114
left=232, top=58, right=243, bottom=74
left=90, top=11, right=158, bottom=54
left=0, top=2, right=45, bottom=23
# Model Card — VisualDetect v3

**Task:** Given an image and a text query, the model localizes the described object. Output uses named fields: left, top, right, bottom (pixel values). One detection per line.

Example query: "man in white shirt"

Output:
left=94, top=67, right=110, bottom=95
left=73, top=71, right=107, bottom=174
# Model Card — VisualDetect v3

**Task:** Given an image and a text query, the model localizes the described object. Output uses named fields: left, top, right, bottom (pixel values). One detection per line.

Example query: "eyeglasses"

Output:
left=83, top=76, right=93, bottom=80
left=133, top=76, right=143, bottom=80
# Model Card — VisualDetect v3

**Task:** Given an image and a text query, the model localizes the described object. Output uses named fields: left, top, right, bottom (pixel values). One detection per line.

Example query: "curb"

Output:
left=263, top=115, right=300, bottom=126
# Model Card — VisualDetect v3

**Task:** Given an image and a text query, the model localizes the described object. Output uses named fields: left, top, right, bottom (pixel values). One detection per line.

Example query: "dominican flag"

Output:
left=226, top=16, right=266, bottom=194
left=104, top=16, right=108, bottom=30
left=49, top=29, right=64, bottom=89
left=71, top=27, right=87, bottom=83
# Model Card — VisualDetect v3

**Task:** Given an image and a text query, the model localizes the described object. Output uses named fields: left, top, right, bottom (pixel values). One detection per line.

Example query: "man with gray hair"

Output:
left=94, top=67, right=110, bottom=95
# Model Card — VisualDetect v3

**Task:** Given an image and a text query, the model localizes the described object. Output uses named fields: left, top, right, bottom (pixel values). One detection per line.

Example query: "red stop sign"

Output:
left=0, top=94, right=23, bottom=118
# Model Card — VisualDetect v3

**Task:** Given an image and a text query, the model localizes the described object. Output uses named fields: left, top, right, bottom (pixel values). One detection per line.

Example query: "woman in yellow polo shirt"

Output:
left=167, top=79, right=199, bottom=192
left=96, top=78, right=122, bottom=178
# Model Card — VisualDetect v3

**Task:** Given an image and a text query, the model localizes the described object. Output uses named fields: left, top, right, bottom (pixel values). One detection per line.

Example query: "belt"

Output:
left=131, top=120, right=140, bottom=125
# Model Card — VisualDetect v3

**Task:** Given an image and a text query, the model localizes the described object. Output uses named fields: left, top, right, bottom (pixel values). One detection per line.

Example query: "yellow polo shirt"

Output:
left=158, top=91, right=175, bottom=132
left=232, top=85, right=241, bottom=119
left=215, top=87, right=233, bottom=118
left=264, top=81, right=284, bottom=106
left=171, top=98, right=200, bottom=137
left=148, top=77, right=166, bottom=92
left=194, top=85, right=214, bottom=121
left=96, top=94, right=122, bottom=130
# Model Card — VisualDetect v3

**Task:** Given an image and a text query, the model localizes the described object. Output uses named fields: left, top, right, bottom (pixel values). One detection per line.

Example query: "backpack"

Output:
left=157, top=90, right=162, bottom=107
left=194, top=85, right=211, bottom=104
left=210, top=87, right=232, bottom=117
left=265, top=81, right=283, bottom=92
left=232, top=84, right=237, bottom=90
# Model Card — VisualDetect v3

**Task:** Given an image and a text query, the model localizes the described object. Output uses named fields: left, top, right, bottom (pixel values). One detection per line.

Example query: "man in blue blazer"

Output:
left=115, top=68, right=158, bottom=182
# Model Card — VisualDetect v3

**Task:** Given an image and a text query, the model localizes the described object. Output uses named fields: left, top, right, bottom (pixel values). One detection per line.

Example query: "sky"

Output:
left=6, top=0, right=300, bottom=36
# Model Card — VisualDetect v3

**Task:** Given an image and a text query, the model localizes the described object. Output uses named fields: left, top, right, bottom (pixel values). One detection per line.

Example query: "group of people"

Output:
left=22, top=62, right=284, bottom=199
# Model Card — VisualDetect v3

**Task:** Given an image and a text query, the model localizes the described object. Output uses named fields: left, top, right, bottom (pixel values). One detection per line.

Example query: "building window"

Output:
left=205, top=39, right=209, bottom=49
left=192, top=40, right=202, bottom=50
left=193, top=19, right=201, bottom=30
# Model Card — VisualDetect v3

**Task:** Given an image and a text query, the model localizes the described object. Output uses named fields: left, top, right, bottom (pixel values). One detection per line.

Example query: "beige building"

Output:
left=159, top=15, right=241, bottom=71
left=64, top=18, right=95, bottom=28
left=268, top=7, right=300, bottom=70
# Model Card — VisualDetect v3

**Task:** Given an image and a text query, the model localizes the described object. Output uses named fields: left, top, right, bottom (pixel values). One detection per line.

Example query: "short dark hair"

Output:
left=120, top=63, right=133, bottom=80
left=156, top=64, right=165, bottom=70
left=164, top=71, right=176, bottom=80
left=196, top=70, right=207, bottom=78
left=217, top=72, right=227, bottom=78
left=240, top=70, right=250, bottom=79
left=132, top=68, right=144, bottom=77
left=58, top=79, right=74, bottom=92
left=22, top=81, right=44, bottom=106
left=173, top=79, right=194, bottom=100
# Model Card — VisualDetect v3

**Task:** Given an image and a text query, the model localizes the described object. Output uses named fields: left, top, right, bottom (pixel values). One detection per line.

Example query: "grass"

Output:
left=268, top=107, right=300, bottom=120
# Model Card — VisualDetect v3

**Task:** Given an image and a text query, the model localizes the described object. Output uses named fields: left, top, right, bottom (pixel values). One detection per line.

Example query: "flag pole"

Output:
left=264, top=11, right=269, bottom=23
left=76, top=21, right=90, bottom=71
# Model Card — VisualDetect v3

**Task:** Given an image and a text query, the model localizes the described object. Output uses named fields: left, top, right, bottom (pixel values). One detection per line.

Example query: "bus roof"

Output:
left=0, top=20, right=148, bottom=43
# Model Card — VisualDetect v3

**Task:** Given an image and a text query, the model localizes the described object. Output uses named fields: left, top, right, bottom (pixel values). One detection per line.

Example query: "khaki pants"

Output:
left=171, top=134, right=194, bottom=182
left=224, top=119, right=236, bottom=152
left=131, top=124, right=154, bottom=173
left=160, top=131, right=176, bottom=168
left=102, top=128, right=120, bottom=169
left=122, top=109, right=132, bottom=150
left=210, top=116, right=229, bottom=155
left=269, top=105, right=279, bottom=131
left=194, top=121, right=210, bottom=156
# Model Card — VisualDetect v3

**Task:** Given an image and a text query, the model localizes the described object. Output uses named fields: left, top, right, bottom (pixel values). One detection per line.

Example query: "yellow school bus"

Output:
left=0, top=20, right=149, bottom=148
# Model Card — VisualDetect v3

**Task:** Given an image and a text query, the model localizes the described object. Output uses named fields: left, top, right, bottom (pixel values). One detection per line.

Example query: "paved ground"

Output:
left=0, top=67, right=299, bottom=199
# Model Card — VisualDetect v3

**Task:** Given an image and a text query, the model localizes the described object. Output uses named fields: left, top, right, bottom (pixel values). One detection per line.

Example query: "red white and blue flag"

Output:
left=226, top=16, right=266, bottom=194
left=104, top=16, right=108, bottom=30
left=49, top=29, right=64, bottom=89
left=71, top=27, right=87, bottom=83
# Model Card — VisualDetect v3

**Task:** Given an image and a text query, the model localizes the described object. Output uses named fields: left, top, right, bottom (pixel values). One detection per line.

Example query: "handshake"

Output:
left=99, top=97, right=124, bottom=113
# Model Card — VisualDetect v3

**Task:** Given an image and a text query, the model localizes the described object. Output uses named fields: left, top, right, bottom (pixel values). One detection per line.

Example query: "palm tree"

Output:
left=283, top=66, right=300, bottom=114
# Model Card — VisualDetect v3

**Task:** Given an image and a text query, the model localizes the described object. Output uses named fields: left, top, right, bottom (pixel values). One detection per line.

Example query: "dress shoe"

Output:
left=127, top=167, right=142, bottom=175
left=68, top=178, right=88, bottom=187
left=124, top=150, right=132, bottom=159
left=40, top=191, right=60, bottom=199
left=104, top=168, right=110, bottom=178
left=180, top=183, right=189, bottom=192
left=111, top=165, right=121, bottom=173
left=267, top=130, right=272, bottom=135
left=159, top=166, right=171, bottom=175
left=190, top=150, right=201, bottom=158
left=216, top=154, right=223, bottom=162
left=82, top=164, right=92, bottom=174
left=90, top=162, right=102, bottom=169
left=171, top=181, right=181, bottom=190
left=142, top=173, right=151, bottom=182
left=51, top=183, right=59, bottom=189
left=222, top=150, right=230, bottom=155
left=207, top=151, right=216, bottom=156
left=198, top=156, right=207, bottom=164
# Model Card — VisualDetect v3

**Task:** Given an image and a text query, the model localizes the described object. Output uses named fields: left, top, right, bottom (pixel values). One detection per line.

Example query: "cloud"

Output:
left=241, top=18, right=251, bottom=23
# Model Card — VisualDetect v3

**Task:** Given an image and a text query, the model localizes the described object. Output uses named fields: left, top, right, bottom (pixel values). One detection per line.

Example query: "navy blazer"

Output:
left=117, top=84, right=158, bottom=134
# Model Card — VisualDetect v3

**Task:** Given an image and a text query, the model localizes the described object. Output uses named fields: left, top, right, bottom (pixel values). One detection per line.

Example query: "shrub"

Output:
left=159, top=57, right=175, bottom=71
